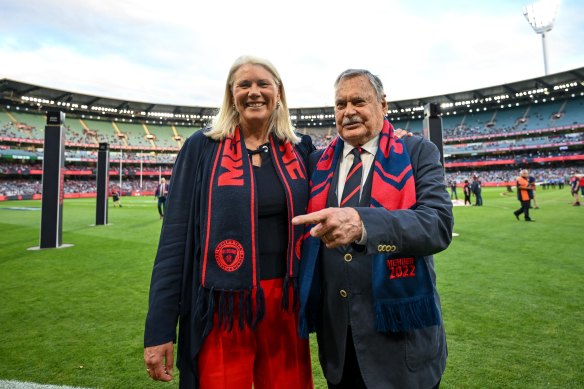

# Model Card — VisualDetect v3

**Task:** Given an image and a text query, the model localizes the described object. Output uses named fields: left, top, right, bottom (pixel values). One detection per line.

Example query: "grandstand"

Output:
left=1, top=67, right=583, bottom=199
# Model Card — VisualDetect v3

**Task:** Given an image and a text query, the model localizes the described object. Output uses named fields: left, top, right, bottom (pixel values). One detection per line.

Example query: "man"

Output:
left=449, top=180, right=458, bottom=200
left=514, top=169, right=534, bottom=222
left=293, top=69, right=453, bottom=389
left=528, top=174, right=538, bottom=209
left=155, top=177, right=169, bottom=219
left=471, top=175, right=482, bottom=206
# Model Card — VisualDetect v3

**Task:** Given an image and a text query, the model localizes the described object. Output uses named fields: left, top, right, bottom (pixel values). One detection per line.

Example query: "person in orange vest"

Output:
left=513, top=169, right=533, bottom=221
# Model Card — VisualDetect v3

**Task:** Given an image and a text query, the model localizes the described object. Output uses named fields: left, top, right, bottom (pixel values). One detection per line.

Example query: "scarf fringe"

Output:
left=245, top=288, right=253, bottom=328
left=374, top=294, right=441, bottom=333
left=281, top=275, right=299, bottom=311
left=196, top=285, right=266, bottom=337
left=252, top=285, right=265, bottom=329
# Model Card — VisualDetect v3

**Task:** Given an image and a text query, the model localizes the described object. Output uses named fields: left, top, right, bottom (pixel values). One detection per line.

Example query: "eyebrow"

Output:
left=335, top=96, right=367, bottom=104
left=236, top=78, right=272, bottom=83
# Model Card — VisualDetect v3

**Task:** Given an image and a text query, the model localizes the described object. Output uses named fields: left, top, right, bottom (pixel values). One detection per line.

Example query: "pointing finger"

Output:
left=292, top=210, right=327, bottom=225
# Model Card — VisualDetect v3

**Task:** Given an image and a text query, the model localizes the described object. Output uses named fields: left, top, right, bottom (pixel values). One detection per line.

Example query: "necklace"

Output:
left=247, top=142, right=270, bottom=156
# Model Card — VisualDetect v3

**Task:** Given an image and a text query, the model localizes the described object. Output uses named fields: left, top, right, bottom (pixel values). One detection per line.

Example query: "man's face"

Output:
left=334, top=75, right=387, bottom=147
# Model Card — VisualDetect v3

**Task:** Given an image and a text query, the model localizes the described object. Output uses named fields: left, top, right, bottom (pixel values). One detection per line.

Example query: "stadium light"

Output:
left=523, top=0, right=561, bottom=75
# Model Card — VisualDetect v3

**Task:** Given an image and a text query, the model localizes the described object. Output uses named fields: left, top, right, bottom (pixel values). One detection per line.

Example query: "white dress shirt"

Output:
left=336, top=135, right=379, bottom=206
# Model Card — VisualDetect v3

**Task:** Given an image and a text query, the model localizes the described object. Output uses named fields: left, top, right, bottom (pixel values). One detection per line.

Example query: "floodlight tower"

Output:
left=523, top=0, right=560, bottom=75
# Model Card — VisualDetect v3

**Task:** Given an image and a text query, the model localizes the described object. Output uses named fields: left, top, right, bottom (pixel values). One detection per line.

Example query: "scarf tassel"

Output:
left=216, top=291, right=236, bottom=332
left=238, top=289, right=246, bottom=330
left=281, top=275, right=299, bottom=311
left=252, top=285, right=265, bottom=329
left=196, top=285, right=267, bottom=336
left=245, top=288, right=253, bottom=328
left=374, top=294, right=441, bottom=333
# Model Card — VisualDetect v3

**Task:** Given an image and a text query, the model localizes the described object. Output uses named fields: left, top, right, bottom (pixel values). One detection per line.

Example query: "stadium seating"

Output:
left=1, top=87, right=582, bottom=197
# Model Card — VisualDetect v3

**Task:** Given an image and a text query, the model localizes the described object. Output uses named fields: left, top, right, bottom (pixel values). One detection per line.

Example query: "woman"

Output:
left=144, top=55, right=314, bottom=389
left=570, top=172, right=581, bottom=206
left=463, top=179, right=472, bottom=205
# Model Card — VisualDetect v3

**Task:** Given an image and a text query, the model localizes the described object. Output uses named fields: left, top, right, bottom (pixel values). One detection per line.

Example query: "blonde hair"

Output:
left=206, top=55, right=299, bottom=143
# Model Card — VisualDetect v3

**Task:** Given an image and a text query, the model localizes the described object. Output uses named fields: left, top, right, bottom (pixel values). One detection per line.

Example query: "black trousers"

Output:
left=157, top=197, right=166, bottom=216
left=514, top=200, right=531, bottom=220
left=327, top=327, right=440, bottom=389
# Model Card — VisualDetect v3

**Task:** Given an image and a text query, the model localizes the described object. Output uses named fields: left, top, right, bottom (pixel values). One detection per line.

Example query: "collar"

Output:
left=342, top=134, right=380, bottom=159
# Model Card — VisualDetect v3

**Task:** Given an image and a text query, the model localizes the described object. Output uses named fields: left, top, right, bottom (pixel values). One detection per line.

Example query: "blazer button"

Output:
left=344, top=253, right=352, bottom=262
left=391, top=245, right=397, bottom=252
left=339, top=290, right=348, bottom=298
left=377, top=244, right=384, bottom=252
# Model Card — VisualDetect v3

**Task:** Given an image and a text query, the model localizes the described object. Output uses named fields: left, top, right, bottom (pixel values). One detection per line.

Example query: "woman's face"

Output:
left=232, top=64, right=280, bottom=132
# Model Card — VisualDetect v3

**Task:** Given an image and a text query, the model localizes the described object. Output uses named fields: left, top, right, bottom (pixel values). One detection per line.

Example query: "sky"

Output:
left=1, top=0, right=583, bottom=109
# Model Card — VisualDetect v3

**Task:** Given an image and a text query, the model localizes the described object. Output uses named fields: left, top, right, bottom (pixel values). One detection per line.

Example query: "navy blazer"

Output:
left=310, top=135, right=453, bottom=389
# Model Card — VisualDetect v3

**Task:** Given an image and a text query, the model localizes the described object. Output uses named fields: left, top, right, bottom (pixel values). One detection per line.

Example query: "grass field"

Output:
left=0, top=187, right=582, bottom=389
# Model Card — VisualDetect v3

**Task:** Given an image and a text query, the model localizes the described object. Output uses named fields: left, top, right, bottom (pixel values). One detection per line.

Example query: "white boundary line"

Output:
left=0, top=380, right=91, bottom=389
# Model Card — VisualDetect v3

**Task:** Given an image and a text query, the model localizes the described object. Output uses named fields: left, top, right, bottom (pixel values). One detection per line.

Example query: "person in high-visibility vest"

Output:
left=513, top=169, right=534, bottom=222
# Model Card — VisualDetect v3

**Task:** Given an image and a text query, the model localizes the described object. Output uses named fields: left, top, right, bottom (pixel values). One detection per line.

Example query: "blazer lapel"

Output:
left=327, top=162, right=341, bottom=207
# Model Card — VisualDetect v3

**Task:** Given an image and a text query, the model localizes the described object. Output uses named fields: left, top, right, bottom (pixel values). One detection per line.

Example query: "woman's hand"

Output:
left=144, top=341, right=174, bottom=381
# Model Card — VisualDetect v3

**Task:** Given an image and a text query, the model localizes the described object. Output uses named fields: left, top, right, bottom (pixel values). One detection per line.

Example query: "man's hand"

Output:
left=144, top=341, right=174, bottom=382
left=292, top=207, right=362, bottom=248
left=394, top=128, right=413, bottom=139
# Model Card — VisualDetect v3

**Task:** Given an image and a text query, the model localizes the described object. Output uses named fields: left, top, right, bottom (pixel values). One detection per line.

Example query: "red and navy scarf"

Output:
left=298, top=120, right=440, bottom=336
left=198, top=126, right=308, bottom=335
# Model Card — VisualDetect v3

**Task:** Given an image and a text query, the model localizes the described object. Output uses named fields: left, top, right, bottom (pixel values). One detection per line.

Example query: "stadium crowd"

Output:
left=0, top=178, right=162, bottom=196
left=445, top=166, right=575, bottom=186
left=1, top=104, right=583, bottom=198
left=2, top=167, right=579, bottom=197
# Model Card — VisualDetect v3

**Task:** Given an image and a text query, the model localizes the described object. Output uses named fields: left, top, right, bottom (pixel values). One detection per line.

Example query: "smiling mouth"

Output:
left=246, top=102, right=265, bottom=108
left=343, top=122, right=362, bottom=130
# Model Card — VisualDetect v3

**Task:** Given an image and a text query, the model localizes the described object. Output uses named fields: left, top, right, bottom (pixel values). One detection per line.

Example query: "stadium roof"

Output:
left=2, top=67, right=584, bottom=128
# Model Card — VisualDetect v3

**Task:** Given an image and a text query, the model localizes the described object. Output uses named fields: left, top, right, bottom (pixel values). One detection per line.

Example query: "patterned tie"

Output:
left=340, top=147, right=363, bottom=207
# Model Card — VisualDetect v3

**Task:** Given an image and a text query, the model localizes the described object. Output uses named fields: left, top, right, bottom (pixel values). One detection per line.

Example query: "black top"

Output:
left=251, top=145, right=287, bottom=280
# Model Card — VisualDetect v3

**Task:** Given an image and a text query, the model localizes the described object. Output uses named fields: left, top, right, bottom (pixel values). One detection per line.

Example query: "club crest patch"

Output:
left=214, top=239, right=244, bottom=272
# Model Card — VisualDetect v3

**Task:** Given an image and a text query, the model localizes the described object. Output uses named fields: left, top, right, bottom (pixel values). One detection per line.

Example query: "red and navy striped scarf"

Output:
left=299, top=120, right=440, bottom=336
left=198, top=126, right=308, bottom=335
